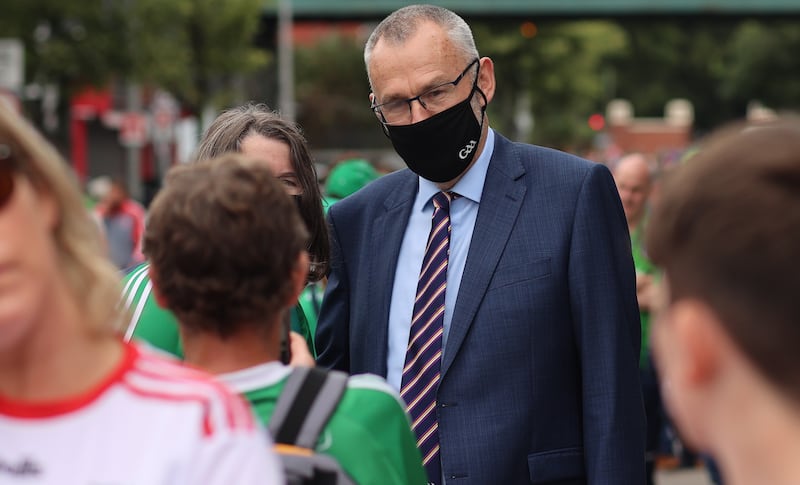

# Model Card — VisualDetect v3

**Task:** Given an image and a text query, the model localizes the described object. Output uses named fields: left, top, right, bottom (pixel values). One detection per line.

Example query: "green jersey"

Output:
left=298, top=282, right=325, bottom=355
left=631, top=225, right=658, bottom=368
left=219, top=363, right=427, bottom=485
left=120, top=263, right=315, bottom=358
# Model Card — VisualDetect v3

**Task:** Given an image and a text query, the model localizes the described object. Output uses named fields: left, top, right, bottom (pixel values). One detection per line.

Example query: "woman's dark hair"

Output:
left=194, top=103, right=329, bottom=282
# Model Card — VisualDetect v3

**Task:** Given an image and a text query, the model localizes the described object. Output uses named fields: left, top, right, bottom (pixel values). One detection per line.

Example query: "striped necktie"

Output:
left=401, top=191, right=457, bottom=485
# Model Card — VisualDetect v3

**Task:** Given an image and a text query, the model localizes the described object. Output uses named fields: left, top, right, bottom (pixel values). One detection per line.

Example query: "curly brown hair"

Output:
left=144, top=154, right=309, bottom=338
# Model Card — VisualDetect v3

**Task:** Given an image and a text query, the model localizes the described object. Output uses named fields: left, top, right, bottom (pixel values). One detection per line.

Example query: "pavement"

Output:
left=656, top=467, right=714, bottom=485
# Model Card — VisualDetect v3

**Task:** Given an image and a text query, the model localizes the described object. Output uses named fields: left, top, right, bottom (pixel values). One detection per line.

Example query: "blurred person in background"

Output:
left=145, top=153, right=427, bottom=484
left=0, top=105, right=282, bottom=484
left=647, top=119, right=800, bottom=485
left=121, top=104, right=329, bottom=358
left=322, top=157, right=380, bottom=208
left=613, top=153, right=662, bottom=484
left=94, top=178, right=145, bottom=270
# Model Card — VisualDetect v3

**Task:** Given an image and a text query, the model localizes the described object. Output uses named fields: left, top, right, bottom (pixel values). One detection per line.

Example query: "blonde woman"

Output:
left=0, top=105, right=282, bottom=484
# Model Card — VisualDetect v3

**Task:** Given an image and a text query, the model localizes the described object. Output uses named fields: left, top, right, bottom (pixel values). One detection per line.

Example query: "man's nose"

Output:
left=409, top=98, right=431, bottom=124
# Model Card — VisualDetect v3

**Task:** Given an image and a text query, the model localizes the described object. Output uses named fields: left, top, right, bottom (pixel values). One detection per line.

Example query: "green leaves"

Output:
left=3, top=0, right=268, bottom=111
left=477, top=20, right=626, bottom=148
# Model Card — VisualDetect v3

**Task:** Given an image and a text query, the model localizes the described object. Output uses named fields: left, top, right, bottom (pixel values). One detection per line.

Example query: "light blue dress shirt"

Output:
left=386, top=129, right=496, bottom=391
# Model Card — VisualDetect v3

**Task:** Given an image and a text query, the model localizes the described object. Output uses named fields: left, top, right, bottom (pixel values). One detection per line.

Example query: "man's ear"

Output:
left=671, top=299, right=725, bottom=386
left=477, top=57, right=496, bottom=104
left=147, top=265, right=170, bottom=310
left=287, top=251, right=310, bottom=306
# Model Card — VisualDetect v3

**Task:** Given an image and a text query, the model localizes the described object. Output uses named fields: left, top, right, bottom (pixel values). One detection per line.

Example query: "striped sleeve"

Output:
left=124, top=348, right=284, bottom=484
left=120, top=263, right=153, bottom=341
left=125, top=350, right=256, bottom=434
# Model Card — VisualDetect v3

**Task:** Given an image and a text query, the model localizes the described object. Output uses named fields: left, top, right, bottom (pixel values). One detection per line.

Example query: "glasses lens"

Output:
left=0, top=165, right=13, bottom=208
left=379, top=100, right=408, bottom=125
left=419, top=84, right=459, bottom=113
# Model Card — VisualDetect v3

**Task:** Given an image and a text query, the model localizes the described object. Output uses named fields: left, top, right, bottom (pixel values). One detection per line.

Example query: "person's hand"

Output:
left=636, top=273, right=656, bottom=311
left=288, top=331, right=316, bottom=367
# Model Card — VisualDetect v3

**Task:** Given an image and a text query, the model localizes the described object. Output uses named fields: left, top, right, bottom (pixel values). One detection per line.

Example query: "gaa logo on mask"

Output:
left=459, top=140, right=478, bottom=160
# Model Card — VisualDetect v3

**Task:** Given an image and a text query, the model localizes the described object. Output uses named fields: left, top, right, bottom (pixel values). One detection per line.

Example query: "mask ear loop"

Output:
left=475, top=87, right=489, bottom=129
left=470, top=60, right=489, bottom=129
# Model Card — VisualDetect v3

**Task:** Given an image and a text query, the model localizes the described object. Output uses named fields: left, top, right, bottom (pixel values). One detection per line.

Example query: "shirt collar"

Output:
left=417, top=128, right=495, bottom=208
left=217, top=361, right=291, bottom=394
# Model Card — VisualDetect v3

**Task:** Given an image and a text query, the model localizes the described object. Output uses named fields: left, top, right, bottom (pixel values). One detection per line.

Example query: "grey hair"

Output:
left=364, top=5, right=479, bottom=90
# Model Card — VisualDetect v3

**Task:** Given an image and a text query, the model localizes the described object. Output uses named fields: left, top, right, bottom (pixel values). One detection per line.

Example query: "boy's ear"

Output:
left=672, top=299, right=724, bottom=386
left=147, top=265, right=169, bottom=309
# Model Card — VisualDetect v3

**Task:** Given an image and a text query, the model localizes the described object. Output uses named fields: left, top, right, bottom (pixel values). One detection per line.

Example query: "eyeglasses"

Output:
left=0, top=143, right=15, bottom=208
left=371, top=58, right=479, bottom=126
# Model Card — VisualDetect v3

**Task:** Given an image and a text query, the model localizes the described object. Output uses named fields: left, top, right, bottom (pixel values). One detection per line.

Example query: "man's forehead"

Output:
left=614, top=156, right=651, bottom=183
left=371, top=26, right=452, bottom=65
left=368, top=25, right=465, bottom=97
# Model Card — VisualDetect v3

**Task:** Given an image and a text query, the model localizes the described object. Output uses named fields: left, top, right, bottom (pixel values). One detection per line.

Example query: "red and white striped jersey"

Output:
left=0, top=342, right=283, bottom=485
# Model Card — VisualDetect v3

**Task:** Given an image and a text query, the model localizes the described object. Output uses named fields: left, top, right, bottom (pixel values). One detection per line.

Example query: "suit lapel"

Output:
left=442, top=135, right=527, bottom=377
left=364, top=171, right=417, bottom=376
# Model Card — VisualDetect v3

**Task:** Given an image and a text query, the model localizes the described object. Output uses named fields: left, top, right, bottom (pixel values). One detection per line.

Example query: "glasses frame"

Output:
left=371, top=58, right=480, bottom=126
left=0, top=143, right=16, bottom=208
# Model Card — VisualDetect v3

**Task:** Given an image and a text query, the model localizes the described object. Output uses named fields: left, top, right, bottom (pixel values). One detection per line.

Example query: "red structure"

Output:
left=605, top=99, right=693, bottom=156
left=69, top=87, right=113, bottom=182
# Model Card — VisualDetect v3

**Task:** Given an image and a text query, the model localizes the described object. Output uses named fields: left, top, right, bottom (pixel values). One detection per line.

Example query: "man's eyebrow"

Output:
left=378, top=76, right=450, bottom=104
left=419, top=76, right=450, bottom=93
left=376, top=92, right=406, bottom=104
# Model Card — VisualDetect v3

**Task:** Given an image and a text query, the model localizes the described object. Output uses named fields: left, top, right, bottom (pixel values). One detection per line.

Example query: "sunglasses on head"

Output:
left=0, top=143, right=15, bottom=208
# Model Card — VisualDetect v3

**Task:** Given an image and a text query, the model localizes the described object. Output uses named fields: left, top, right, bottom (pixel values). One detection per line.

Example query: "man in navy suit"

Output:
left=316, top=5, right=646, bottom=484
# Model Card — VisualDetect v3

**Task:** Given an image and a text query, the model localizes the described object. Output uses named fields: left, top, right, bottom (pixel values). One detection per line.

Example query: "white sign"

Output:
left=119, top=112, right=149, bottom=148
left=150, top=90, right=178, bottom=143
left=0, top=39, right=24, bottom=93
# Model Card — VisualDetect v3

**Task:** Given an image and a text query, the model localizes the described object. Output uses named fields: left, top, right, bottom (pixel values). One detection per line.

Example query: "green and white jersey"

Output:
left=120, top=263, right=315, bottom=358
left=631, top=224, right=659, bottom=368
left=219, top=363, right=427, bottom=485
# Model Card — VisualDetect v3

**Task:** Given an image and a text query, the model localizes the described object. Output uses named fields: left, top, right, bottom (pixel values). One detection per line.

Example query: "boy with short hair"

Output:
left=144, top=154, right=426, bottom=485
left=647, top=120, right=800, bottom=485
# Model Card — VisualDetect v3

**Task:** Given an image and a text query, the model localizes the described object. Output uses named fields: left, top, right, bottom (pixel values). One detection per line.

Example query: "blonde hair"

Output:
left=0, top=105, right=122, bottom=334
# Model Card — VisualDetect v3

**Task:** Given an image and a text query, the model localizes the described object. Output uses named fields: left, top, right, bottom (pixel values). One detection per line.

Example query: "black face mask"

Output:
left=384, top=84, right=487, bottom=184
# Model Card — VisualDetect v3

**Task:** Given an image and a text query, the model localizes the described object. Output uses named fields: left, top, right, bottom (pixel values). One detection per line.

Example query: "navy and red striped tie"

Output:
left=401, top=191, right=457, bottom=485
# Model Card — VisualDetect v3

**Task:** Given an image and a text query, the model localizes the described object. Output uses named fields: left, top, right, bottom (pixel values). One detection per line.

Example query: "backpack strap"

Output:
left=269, top=367, right=348, bottom=449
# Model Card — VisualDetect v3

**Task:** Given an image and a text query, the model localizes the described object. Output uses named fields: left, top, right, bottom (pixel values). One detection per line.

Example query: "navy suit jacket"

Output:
left=316, top=134, right=646, bottom=485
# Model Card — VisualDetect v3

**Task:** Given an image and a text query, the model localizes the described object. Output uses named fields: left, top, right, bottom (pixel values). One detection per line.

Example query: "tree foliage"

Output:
left=610, top=19, right=800, bottom=133
left=0, top=0, right=268, bottom=112
left=294, top=33, right=387, bottom=148
left=0, top=0, right=127, bottom=94
left=720, top=21, right=800, bottom=113
left=129, top=0, right=269, bottom=111
left=475, top=20, right=626, bottom=149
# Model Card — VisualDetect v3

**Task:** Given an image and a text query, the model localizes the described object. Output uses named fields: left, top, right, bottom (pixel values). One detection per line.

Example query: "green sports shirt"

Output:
left=631, top=224, right=658, bottom=368
left=219, top=363, right=427, bottom=485
left=120, top=263, right=315, bottom=358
